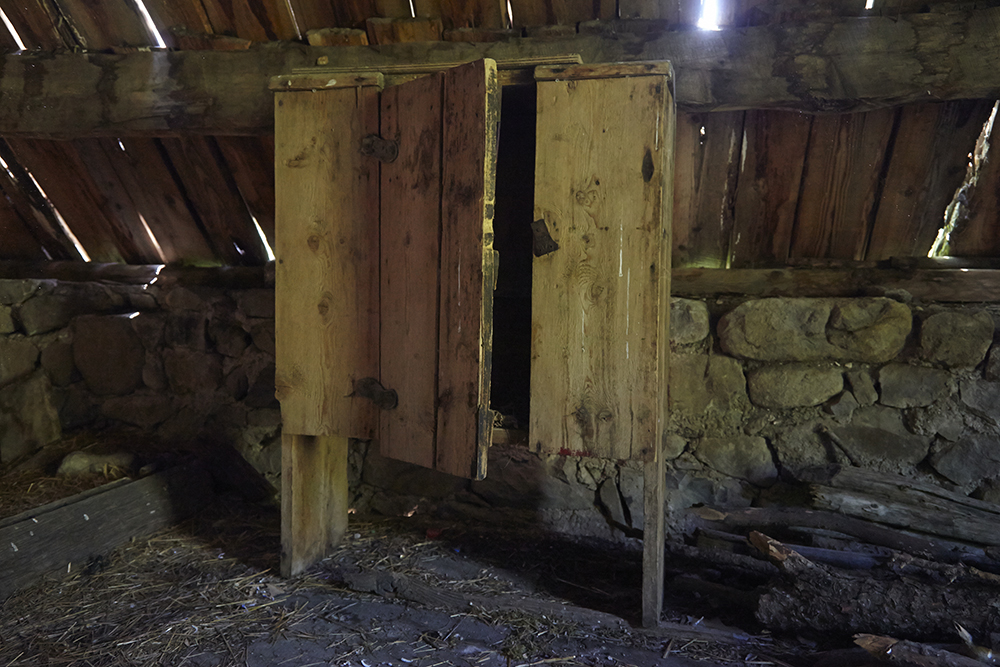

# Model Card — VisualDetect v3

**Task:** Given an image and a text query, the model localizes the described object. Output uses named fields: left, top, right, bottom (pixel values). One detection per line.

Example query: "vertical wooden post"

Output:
left=280, top=434, right=349, bottom=577
left=642, top=451, right=666, bottom=627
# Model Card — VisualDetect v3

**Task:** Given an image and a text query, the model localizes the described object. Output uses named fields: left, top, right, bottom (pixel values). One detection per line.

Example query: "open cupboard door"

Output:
left=273, top=59, right=499, bottom=576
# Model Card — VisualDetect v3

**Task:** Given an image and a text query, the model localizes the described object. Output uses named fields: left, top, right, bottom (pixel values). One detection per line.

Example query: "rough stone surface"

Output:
left=0, top=279, right=44, bottom=305
left=827, top=425, right=930, bottom=473
left=664, top=471, right=751, bottom=513
left=906, top=399, right=966, bottom=441
left=719, top=297, right=910, bottom=363
left=100, top=394, right=175, bottom=428
left=41, top=340, right=77, bottom=387
left=960, top=379, right=1000, bottom=424
left=747, top=364, right=843, bottom=408
left=236, top=289, right=275, bottom=318
left=845, top=368, right=879, bottom=406
left=694, top=435, right=777, bottom=486
left=930, top=435, right=1000, bottom=487
left=669, top=354, right=750, bottom=433
left=664, top=434, right=687, bottom=459
left=18, top=295, right=79, bottom=335
left=920, top=310, right=994, bottom=368
left=249, top=319, right=275, bottom=355
left=163, top=286, right=205, bottom=311
left=986, top=345, right=1000, bottom=381
left=0, top=305, right=14, bottom=334
left=824, top=391, right=858, bottom=419
left=879, top=364, right=952, bottom=408
left=72, top=315, right=145, bottom=396
left=163, top=348, right=223, bottom=394
left=670, top=298, right=710, bottom=346
left=772, top=420, right=839, bottom=473
left=165, top=311, right=208, bottom=350
left=130, top=312, right=166, bottom=350
left=0, top=371, right=60, bottom=462
left=57, top=450, right=136, bottom=475
left=0, top=336, right=38, bottom=386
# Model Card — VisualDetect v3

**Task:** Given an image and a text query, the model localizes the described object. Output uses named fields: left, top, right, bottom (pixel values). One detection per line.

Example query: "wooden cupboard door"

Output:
left=530, top=63, right=674, bottom=462
left=273, top=76, right=382, bottom=440
left=379, top=58, right=500, bottom=480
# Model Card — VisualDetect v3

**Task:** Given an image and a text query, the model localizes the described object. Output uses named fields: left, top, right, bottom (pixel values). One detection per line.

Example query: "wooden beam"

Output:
left=6, top=7, right=1000, bottom=136
left=672, top=266, right=1000, bottom=302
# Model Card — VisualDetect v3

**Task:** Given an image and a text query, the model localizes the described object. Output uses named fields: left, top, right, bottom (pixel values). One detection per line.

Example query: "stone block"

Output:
left=669, top=353, right=750, bottom=432
left=72, top=315, right=145, bottom=396
left=100, top=394, right=175, bottom=428
left=845, top=368, right=879, bottom=406
left=824, top=391, right=858, bottom=419
left=772, top=420, right=839, bottom=473
left=879, top=364, right=952, bottom=408
left=960, top=379, right=1000, bottom=424
left=236, top=289, right=275, bottom=318
left=248, top=408, right=281, bottom=428
left=130, top=312, right=166, bottom=350
left=56, top=384, right=99, bottom=429
left=0, top=371, right=61, bottom=462
left=164, top=311, right=208, bottom=350
left=0, top=336, right=39, bottom=386
left=210, top=320, right=251, bottom=357
left=827, top=425, right=929, bottom=474
left=249, top=319, right=275, bottom=355
left=0, top=305, right=15, bottom=334
left=986, top=345, right=1000, bottom=381
left=58, top=451, right=136, bottom=475
left=163, top=348, right=223, bottom=394
left=245, top=363, right=277, bottom=408
left=920, top=310, right=994, bottom=368
left=747, top=364, right=843, bottom=408
left=0, top=279, right=44, bottom=305
left=664, top=434, right=687, bottom=459
left=719, top=297, right=910, bottom=363
left=930, top=434, right=1000, bottom=487
left=664, top=471, right=752, bottom=512
left=142, top=353, right=168, bottom=391
left=694, top=435, right=777, bottom=486
left=41, top=340, right=77, bottom=387
left=670, top=298, right=710, bottom=346
left=163, top=286, right=205, bottom=311
left=906, top=399, right=966, bottom=441
left=364, top=444, right=468, bottom=499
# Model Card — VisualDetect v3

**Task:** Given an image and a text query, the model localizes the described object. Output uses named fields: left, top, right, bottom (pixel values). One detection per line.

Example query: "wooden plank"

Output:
left=378, top=72, right=444, bottom=471
left=436, top=58, right=500, bottom=479
left=0, top=1, right=65, bottom=50
left=157, top=137, right=270, bottom=265
left=72, top=138, right=217, bottom=264
left=280, top=434, right=348, bottom=577
left=507, top=0, right=615, bottom=26
left=416, top=0, right=506, bottom=30
left=946, top=106, right=1000, bottom=258
left=307, top=28, right=369, bottom=46
left=46, top=0, right=151, bottom=49
left=13, top=8, right=1000, bottom=136
left=642, top=452, right=666, bottom=627
left=287, top=0, right=339, bottom=32
left=0, top=199, right=47, bottom=260
left=671, top=267, right=1000, bottom=302
left=366, top=17, right=443, bottom=44
left=7, top=139, right=141, bottom=263
left=672, top=111, right=745, bottom=269
left=140, top=0, right=214, bottom=45
left=0, top=463, right=214, bottom=598
left=273, top=81, right=380, bottom=438
left=730, top=110, right=812, bottom=267
left=619, top=0, right=701, bottom=23
left=200, top=0, right=299, bottom=41
left=789, top=108, right=898, bottom=260
left=214, top=136, right=277, bottom=251
left=531, top=66, right=671, bottom=461
left=867, top=100, right=993, bottom=260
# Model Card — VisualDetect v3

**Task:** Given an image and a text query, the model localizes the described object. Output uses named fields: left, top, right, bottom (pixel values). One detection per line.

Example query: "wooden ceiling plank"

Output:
left=416, top=0, right=507, bottom=29
left=729, top=110, right=813, bottom=268
left=866, top=100, right=994, bottom=260
left=3, top=1, right=70, bottom=50
left=789, top=108, right=898, bottom=260
left=139, top=0, right=215, bottom=48
left=200, top=0, right=299, bottom=41
left=6, top=139, right=146, bottom=263
left=0, top=197, right=49, bottom=260
left=214, top=136, right=276, bottom=250
left=508, top=0, right=615, bottom=26
left=366, top=17, right=443, bottom=44
left=157, top=137, right=269, bottom=265
left=286, top=0, right=339, bottom=32
left=0, top=141, right=77, bottom=260
left=947, top=113, right=1000, bottom=258
left=48, top=0, right=152, bottom=49
left=672, top=111, right=745, bottom=269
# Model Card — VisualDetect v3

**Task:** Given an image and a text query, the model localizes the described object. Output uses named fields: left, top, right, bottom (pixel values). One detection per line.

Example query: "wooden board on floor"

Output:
left=280, top=434, right=348, bottom=577
left=273, top=78, right=381, bottom=439
left=730, top=109, right=812, bottom=267
left=531, top=62, right=672, bottom=462
left=789, top=108, right=898, bottom=260
left=0, top=463, right=214, bottom=599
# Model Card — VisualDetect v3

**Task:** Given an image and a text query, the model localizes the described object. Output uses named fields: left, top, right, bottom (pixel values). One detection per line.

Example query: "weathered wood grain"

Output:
left=140, top=0, right=215, bottom=48
left=8, top=8, right=1000, bottom=136
left=378, top=72, right=444, bottom=471
left=273, top=79, right=380, bottom=438
left=671, top=266, right=1000, bottom=302
left=789, top=108, right=897, bottom=260
left=214, top=135, right=277, bottom=251
left=48, top=0, right=151, bottom=49
left=280, top=434, right=348, bottom=577
left=435, top=58, right=499, bottom=479
left=0, top=199, right=46, bottom=260
left=671, top=111, right=745, bottom=268
left=0, top=1, right=65, bottom=50
left=866, top=101, right=993, bottom=260
left=200, top=0, right=299, bottom=41
left=531, top=63, right=671, bottom=461
left=0, top=463, right=214, bottom=599
left=730, top=110, right=812, bottom=268
left=366, top=17, right=443, bottom=44
left=416, top=0, right=506, bottom=30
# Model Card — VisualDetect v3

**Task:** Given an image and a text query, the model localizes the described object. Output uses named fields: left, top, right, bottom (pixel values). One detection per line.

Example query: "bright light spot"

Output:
left=506, top=0, right=514, bottom=28
left=138, top=213, right=166, bottom=263
left=251, top=214, right=276, bottom=261
left=961, top=268, right=970, bottom=272
left=27, top=171, right=90, bottom=261
left=864, top=0, right=875, bottom=8
left=132, top=0, right=166, bottom=48
left=0, top=8, right=27, bottom=51
left=407, top=0, right=416, bottom=18
left=699, top=126, right=706, bottom=136
left=128, top=312, right=140, bottom=319
left=233, top=241, right=245, bottom=256
left=697, top=0, right=721, bottom=31
left=404, top=505, right=418, bottom=517
left=117, top=139, right=126, bottom=152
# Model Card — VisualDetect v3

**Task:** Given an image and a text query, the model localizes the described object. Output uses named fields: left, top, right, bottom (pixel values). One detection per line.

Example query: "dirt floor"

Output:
left=0, top=487, right=832, bottom=667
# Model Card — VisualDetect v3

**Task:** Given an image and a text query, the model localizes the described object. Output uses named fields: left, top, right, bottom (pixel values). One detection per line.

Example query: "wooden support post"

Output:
left=280, top=434, right=349, bottom=577
left=642, top=451, right=666, bottom=627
